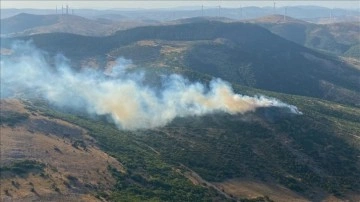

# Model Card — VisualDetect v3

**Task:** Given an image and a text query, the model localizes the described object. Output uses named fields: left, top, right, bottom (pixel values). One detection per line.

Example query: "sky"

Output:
left=1, top=1, right=359, bottom=10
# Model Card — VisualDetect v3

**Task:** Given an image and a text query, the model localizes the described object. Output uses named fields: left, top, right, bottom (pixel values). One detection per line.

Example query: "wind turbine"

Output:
left=218, top=0, right=221, bottom=17
left=239, top=5, right=243, bottom=19
left=202, top=4, right=204, bottom=17
left=273, top=1, right=276, bottom=14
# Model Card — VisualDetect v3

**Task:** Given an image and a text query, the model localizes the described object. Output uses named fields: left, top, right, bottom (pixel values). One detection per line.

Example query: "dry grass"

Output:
left=341, top=56, right=360, bottom=70
left=214, top=179, right=309, bottom=202
left=0, top=99, right=28, bottom=113
left=136, top=40, right=157, bottom=47
left=214, top=179, right=360, bottom=202
left=160, top=45, right=187, bottom=55
left=0, top=99, right=124, bottom=201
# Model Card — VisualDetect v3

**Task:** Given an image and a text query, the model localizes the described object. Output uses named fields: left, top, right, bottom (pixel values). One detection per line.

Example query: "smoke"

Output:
left=1, top=41, right=302, bottom=130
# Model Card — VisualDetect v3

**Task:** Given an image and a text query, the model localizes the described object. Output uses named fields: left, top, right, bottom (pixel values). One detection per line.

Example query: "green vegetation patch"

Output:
left=0, top=111, right=29, bottom=126
left=0, top=160, right=45, bottom=178
left=22, top=83, right=360, bottom=200
left=26, top=102, right=232, bottom=201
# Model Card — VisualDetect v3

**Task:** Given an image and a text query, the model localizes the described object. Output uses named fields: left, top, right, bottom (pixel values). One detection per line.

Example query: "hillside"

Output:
left=1, top=13, right=59, bottom=34
left=5, top=21, right=359, bottom=106
left=2, top=20, right=360, bottom=201
left=1, top=81, right=359, bottom=201
left=247, top=15, right=360, bottom=57
left=0, top=13, right=158, bottom=37
left=0, top=99, right=124, bottom=201
left=0, top=99, right=234, bottom=201
left=247, top=14, right=308, bottom=24
left=169, top=16, right=235, bottom=24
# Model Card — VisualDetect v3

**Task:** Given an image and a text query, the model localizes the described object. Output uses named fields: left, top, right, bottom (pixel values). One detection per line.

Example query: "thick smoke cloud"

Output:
left=1, top=41, right=301, bottom=130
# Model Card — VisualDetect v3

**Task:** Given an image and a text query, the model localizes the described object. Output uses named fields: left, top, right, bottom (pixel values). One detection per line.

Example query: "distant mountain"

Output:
left=169, top=16, right=235, bottom=24
left=1, top=13, right=60, bottom=34
left=5, top=21, right=359, bottom=106
left=1, top=13, right=159, bottom=37
left=93, top=13, right=128, bottom=21
left=247, top=14, right=308, bottom=24
left=247, top=15, right=360, bottom=57
left=2, top=6, right=359, bottom=22
left=307, top=15, right=360, bottom=24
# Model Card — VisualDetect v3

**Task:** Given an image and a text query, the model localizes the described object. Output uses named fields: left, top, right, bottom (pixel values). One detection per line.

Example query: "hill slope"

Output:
left=0, top=13, right=158, bottom=37
left=1, top=20, right=360, bottom=201
left=2, top=81, right=359, bottom=201
left=5, top=21, right=359, bottom=106
left=0, top=99, right=124, bottom=201
left=248, top=15, right=360, bottom=57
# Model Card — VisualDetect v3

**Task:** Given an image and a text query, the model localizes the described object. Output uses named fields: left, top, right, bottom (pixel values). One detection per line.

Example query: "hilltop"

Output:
left=247, top=14, right=308, bottom=24
left=0, top=13, right=158, bottom=37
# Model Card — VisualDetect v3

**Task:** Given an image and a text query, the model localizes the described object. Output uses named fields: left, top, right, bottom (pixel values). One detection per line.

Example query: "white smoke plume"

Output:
left=1, top=41, right=302, bottom=130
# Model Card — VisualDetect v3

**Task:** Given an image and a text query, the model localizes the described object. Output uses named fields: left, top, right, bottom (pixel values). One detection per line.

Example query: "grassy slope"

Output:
left=20, top=100, right=233, bottom=202
left=252, top=18, right=360, bottom=58
left=0, top=100, right=127, bottom=201
left=104, top=38, right=360, bottom=107
left=23, top=78, right=360, bottom=201
left=1, top=13, right=140, bottom=37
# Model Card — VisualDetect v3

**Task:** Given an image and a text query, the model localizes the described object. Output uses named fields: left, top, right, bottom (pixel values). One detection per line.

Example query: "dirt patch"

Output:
left=137, top=40, right=157, bottom=46
left=160, top=45, right=187, bottom=55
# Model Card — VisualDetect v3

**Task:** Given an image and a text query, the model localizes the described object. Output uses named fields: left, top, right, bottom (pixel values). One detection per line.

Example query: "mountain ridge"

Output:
left=247, top=14, right=360, bottom=58
left=1, top=13, right=158, bottom=37
left=3, top=20, right=358, bottom=106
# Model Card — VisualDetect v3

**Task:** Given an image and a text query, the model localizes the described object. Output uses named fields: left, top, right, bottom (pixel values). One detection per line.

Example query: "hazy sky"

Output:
left=1, top=1, right=359, bottom=10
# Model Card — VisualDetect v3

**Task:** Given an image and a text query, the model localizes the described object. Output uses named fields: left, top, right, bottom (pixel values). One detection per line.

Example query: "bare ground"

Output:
left=0, top=99, right=124, bottom=201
